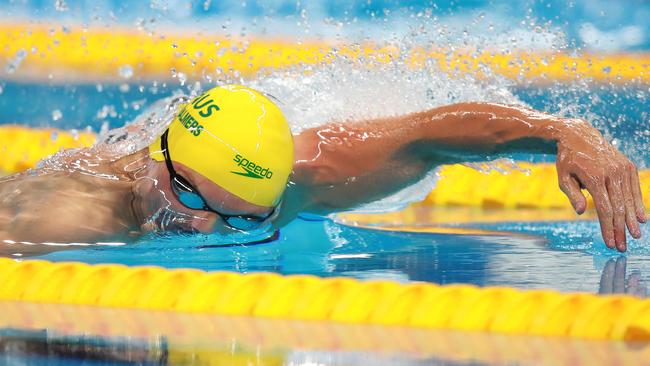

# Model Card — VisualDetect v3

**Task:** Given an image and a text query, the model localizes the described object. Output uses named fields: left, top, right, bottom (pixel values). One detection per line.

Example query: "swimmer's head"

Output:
left=145, top=85, right=293, bottom=233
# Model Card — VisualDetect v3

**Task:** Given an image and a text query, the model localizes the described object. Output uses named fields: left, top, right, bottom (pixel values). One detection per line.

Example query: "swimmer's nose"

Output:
left=190, top=214, right=218, bottom=234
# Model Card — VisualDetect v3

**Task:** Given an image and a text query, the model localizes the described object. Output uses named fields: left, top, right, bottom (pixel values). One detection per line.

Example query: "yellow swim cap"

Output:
left=149, top=85, right=294, bottom=207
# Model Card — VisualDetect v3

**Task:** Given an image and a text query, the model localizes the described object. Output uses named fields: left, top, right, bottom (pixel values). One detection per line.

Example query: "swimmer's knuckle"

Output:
left=594, top=167, right=607, bottom=178
left=628, top=161, right=638, bottom=173
left=614, top=205, right=625, bottom=215
left=619, top=161, right=629, bottom=171
left=608, top=164, right=621, bottom=176
left=590, top=175, right=605, bottom=186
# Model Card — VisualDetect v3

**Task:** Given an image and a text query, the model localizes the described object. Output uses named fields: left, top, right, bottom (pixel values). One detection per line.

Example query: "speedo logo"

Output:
left=232, top=155, right=273, bottom=180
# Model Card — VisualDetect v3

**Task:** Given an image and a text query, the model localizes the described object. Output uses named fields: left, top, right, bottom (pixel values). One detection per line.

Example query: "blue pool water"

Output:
left=35, top=213, right=649, bottom=297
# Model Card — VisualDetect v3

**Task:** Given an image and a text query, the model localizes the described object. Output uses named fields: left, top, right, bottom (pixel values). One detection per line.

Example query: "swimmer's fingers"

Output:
left=585, top=157, right=639, bottom=252
left=585, top=178, right=616, bottom=250
left=606, top=175, right=628, bottom=252
left=558, top=173, right=586, bottom=214
left=621, top=164, right=642, bottom=239
left=627, top=159, right=647, bottom=223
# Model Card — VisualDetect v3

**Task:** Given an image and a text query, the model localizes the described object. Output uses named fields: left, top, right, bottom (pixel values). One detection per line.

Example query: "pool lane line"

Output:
left=1, top=301, right=649, bottom=365
left=0, top=23, right=648, bottom=84
left=0, top=258, right=649, bottom=342
left=0, top=301, right=650, bottom=366
left=0, top=125, right=95, bottom=173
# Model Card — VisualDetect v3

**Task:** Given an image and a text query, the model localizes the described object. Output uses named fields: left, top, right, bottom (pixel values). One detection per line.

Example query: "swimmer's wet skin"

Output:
left=0, top=84, right=644, bottom=255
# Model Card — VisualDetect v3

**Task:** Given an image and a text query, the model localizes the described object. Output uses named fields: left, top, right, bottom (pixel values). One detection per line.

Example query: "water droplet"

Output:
left=203, top=0, right=211, bottom=11
left=51, top=109, right=63, bottom=121
left=4, top=49, right=27, bottom=74
left=118, top=64, right=134, bottom=79
left=150, top=0, right=168, bottom=11
left=190, top=81, right=201, bottom=94
left=119, top=83, right=130, bottom=93
left=54, top=0, right=68, bottom=11
left=602, top=66, right=612, bottom=74
left=99, top=122, right=110, bottom=135
left=131, top=98, right=146, bottom=111
left=50, top=131, right=59, bottom=141
left=177, top=72, right=187, bottom=86
left=96, top=105, right=117, bottom=120
left=135, top=18, right=145, bottom=30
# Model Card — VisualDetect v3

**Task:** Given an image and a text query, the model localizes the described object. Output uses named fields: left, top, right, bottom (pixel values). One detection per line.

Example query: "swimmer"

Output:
left=0, top=85, right=644, bottom=255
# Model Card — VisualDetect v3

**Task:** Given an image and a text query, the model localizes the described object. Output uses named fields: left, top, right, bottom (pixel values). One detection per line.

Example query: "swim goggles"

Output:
left=160, top=129, right=277, bottom=232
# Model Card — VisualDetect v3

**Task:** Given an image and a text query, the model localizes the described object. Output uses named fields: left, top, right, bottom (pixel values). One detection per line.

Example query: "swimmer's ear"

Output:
left=559, top=173, right=587, bottom=214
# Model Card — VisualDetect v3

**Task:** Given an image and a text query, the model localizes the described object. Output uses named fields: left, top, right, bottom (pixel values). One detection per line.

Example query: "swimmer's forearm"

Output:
left=291, top=102, right=595, bottom=212
left=415, top=102, right=581, bottom=161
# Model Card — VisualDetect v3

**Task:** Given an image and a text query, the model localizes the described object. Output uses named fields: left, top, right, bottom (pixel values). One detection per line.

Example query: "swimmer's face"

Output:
left=138, top=160, right=273, bottom=235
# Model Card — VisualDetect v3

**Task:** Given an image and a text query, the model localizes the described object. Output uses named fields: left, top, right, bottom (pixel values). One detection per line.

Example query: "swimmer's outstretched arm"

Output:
left=290, top=103, right=645, bottom=252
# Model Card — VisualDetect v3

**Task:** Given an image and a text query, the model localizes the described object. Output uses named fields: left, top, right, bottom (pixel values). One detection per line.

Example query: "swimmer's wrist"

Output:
left=535, top=117, right=592, bottom=151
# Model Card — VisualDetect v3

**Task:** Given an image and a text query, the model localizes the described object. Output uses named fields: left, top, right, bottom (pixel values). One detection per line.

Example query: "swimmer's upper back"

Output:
left=0, top=168, right=139, bottom=245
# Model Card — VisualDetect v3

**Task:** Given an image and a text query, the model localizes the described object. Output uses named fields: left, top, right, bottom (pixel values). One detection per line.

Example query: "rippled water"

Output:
left=35, top=212, right=648, bottom=297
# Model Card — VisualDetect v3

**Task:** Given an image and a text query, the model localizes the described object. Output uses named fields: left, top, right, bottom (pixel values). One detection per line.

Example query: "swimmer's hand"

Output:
left=556, top=119, right=646, bottom=252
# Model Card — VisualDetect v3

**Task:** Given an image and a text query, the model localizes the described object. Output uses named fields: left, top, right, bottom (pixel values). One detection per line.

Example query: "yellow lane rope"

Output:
left=3, top=301, right=650, bottom=365
left=0, top=126, right=95, bottom=173
left=426, top=163, right=650, bottom=209
left=1, top=125, right=649, bottom=210
left=0, top=258, right=649, bottom=342
left=1, top=23, right=648, bottom=83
